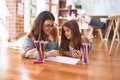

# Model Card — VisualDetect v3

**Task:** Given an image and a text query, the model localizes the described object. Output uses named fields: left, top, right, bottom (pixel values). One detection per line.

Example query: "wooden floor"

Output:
left=0, top=39, right=120, bottom=80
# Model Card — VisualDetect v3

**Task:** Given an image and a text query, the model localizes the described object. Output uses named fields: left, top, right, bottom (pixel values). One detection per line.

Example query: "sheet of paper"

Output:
left=45, top=56, right=80, bottom=65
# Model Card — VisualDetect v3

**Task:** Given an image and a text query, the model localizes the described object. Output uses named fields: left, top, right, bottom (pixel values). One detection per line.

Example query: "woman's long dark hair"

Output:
left=31, top=11, right=55, bottom=40
left=60, top=20, right=82, bottom=52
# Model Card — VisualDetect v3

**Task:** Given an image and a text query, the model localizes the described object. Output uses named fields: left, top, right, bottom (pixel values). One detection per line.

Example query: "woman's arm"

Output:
left=45, top=50, right=59, bottom=57
left=21, top=46, right=34, bottom=58
left=21, top=28, right=35, bottom=58
left=51, top=27, right=58, bottom=42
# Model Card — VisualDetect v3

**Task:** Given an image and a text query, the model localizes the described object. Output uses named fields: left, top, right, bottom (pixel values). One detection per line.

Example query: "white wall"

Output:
left=24, top=0, right=31, bottom=32
left=36, top=0, right=120, bottom=15
left=78, top=0, right=120, bottom=15
left=37, top=0, right=46, bottom=16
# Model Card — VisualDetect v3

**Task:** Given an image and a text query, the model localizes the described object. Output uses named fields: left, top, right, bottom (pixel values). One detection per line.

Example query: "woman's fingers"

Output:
left=46, top=50, right=59, bottom=57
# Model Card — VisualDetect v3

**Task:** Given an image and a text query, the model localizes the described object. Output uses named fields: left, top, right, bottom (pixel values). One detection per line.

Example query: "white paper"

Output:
left=45, top=56, right=80, bottom=65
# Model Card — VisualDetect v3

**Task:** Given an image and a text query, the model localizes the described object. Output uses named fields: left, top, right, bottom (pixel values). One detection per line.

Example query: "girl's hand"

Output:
left=45, top=50, right=59, bottom=57
left=76, top=50, right=82, bottom=58
left=72, top=50, right=82, bottom=58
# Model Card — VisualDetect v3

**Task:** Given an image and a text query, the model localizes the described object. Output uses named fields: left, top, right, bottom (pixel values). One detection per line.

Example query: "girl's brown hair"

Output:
left=60, top=20, right=82, bottom=52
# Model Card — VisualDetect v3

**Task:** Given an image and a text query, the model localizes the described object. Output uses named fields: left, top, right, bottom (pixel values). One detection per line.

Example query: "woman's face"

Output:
left=63, top=26, right=72, bottom=39
left=43, top=20, right=54, bottom=35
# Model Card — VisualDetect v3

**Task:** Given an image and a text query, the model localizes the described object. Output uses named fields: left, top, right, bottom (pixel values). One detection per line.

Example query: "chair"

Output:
left=76, top=15, right=90, bottom=37
left=104, top=15, right=120, bottom=55
left=89, top=18, right=104, bottom=40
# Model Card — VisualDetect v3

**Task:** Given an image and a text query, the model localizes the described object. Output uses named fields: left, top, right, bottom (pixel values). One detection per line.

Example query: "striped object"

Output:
left=34, top=41, right=46, bottom=63
left=82, top=43, right=89, bottom=64
left=34, top=41, right=42, bottom=61
left=40, top=42, right=45, bottom=61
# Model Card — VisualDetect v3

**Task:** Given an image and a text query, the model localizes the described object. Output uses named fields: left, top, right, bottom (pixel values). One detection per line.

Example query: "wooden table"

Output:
left=0, top=40, right=120, bottom=80
left=90, top=15, right=108, bottom=18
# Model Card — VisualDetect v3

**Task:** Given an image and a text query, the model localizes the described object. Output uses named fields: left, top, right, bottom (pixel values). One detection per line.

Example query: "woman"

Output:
left=21, top=11, right=59, bottom=59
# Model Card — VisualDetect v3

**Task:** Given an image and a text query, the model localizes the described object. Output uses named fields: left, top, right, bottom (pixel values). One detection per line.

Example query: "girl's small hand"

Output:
left=72, top=50, right=78, bottom=58
left=76, top=50, right=82, bottom=58
left=72, top=50, right=82, bottom=58
left=45, top=50, right=59, bottom=57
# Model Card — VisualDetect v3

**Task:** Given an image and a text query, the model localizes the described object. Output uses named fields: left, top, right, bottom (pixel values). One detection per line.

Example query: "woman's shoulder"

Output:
left=25, top=28, right=35, bottom=41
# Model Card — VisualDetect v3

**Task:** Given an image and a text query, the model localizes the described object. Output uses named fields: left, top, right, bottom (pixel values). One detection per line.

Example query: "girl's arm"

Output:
left=62, top=51, right=82, bottom=58
left=61, top=51, right=72, bottom=57
left=21, top=46, right=34, bottom=58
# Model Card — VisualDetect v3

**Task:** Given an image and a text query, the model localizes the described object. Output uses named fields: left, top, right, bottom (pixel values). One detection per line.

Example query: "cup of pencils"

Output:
left=81, top=43, right=89, bottom=64
left=34, top=41, right=45, bottom=62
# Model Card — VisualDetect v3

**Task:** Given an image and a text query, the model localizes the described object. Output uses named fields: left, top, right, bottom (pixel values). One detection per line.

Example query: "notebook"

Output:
left=45, top=56, right=80, bottom=65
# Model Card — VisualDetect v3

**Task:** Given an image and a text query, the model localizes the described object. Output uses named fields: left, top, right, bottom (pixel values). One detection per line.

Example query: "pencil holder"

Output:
left=34, top=41, right=45, bottom=62
left=82, top=43, right=89, bottom=64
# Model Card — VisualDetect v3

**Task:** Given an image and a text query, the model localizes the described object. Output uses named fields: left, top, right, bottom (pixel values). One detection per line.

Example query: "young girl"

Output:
left=60, top=20, right=92, bottom=58
left=21, top=11, right=59, bottom=59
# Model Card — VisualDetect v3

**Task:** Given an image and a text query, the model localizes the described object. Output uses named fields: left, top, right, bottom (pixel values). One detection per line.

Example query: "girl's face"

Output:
left=63, top=26, right=72, bottom=39
left=43, top=20, right=54, bottom=35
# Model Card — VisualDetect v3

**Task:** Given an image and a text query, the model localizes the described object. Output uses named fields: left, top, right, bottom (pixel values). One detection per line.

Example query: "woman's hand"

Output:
left=72, top=50, right=82, bottom=58
left=45, top=50, right=59, bottom=57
